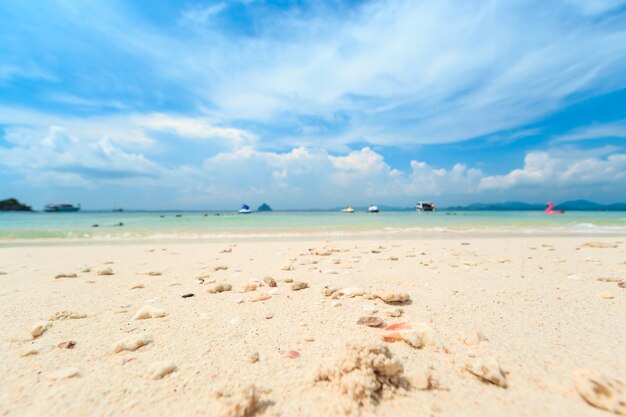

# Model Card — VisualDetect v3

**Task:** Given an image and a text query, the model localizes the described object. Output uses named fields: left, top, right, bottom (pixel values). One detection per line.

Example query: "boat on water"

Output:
left=238, top=204, right=252, bottom=214
left=367, top=205, right=379, bottom=213
left=44, top=203, right=80, bottom=213
left=416, top=201, right=436, bottom=212
left=341, top=206, right=355, bottom=213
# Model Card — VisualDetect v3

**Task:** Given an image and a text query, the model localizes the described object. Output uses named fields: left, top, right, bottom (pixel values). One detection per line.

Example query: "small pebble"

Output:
left=113, top=334, right=152, bottom=353
left=247, top=352, right=260, bottom=363
left=208, top=283, right=232, bottom=294
left=148, top=361, right=177, bottom=380
left=182, top=293, right=194, bottom=298
left=291, top=281, right=309, bottom=291
left=31, top=321, right=50, bottom=339
left=54, top=273, right=78, bottom=279
left=574, top=369, right=625, bottom=415
left=241, top=283, right=258, bottom=293
left=97, top=267, right=114, bottom=276
left=130, top=283, right=144, bottom=290
left=263, top=277, right=277, bottom=287
left=57, top=340, right=76, bottom=349
left=133, top=305, right=168, bottom=320
left=465, top=356, right=508, bottom=388
left=357, top=316, right=386, bottom=328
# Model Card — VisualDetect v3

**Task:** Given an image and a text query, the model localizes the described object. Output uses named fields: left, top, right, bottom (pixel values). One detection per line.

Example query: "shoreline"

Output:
left=1, top=226, right=626, bottom=247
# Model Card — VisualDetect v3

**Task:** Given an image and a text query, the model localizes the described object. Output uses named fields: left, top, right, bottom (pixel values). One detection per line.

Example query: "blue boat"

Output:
left=44, top=203, right=81, bottom=212
left=238, top=204, right=252, bottom=214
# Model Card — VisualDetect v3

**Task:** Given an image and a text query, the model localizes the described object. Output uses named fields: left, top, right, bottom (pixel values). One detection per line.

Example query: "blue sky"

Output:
left=1, top=0, right=626, bottom=209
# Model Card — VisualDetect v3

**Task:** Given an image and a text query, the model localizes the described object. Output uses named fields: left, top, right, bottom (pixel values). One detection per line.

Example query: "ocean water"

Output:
left=1, top=210, right=626, bottom=241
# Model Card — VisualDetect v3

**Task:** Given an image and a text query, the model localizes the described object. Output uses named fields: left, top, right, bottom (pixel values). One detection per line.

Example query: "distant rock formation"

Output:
left=0, top=198, right=32, bottom=211
left=257, top=203, right=272, bottom=212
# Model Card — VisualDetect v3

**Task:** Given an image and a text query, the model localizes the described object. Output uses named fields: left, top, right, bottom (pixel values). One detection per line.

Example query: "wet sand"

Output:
left=0, top=237, right=624, bottom=416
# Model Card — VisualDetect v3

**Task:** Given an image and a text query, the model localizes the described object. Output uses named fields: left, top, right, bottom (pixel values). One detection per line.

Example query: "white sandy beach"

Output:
left=0, top=236, right=624, bottom=416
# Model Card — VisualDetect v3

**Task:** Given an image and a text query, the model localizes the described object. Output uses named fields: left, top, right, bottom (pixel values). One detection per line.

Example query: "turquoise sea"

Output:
left=1, top=210, right=626, bottom=241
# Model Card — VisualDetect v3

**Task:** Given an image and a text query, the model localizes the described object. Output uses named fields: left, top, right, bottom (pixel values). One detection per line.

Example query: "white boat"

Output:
left=341, top=205, right=355, bottom=213
left=416, top=201, right=436, bottom=212
left=367, top=205, right=379, bottom=213
left=238, top=204, right=252, bottom=214
left=44, top=203, right=80, bottom=213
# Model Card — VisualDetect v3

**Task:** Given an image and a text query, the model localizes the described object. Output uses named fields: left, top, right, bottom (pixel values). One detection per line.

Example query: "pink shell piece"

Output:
left=280, top=350, right=300, bottom=359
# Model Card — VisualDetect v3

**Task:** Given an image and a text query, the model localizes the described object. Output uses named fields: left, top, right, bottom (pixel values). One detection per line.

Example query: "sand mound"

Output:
left=212, top=385, right=269, bottom=417
left=315, top=341, right=408, bottom=406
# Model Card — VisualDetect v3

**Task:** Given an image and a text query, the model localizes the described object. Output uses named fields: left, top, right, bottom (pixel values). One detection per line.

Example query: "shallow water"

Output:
left=1, top=210, right=626, bottom=241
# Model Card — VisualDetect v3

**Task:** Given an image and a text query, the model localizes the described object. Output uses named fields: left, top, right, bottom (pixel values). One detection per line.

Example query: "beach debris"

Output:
left=54, top=273, right=78, bottom=279
left=412, top=367, right=445, bottom=391
left=130, top=283, right=145, bottom=290
left=574, top=369, right=626, bottom=415
left=49, top=311, right=87, bottom=321
left=314, top=251, right=332, bottom=256
left=148, top=361, right=177, bottom=380
left=80, top=266, right=91, bottom=273
left=58, top=340, right=76, bottom=349
left=281, top=278, right=294, bottom=283
left=208, top=283, right=232, bottom=294
left=388, top=256, right=399, bottom=261
left=236, top=298, right=244, bottom=304
left=332, top=301, right=342, bottom=307
left=21, top=347, right=43, bottom=357
left=382, top=308, right=404, bottom=318
left=31, top=321, right=50, bottom=339
left=182, top=293, right=195, bottom=298
left=322, top=286, right=341, bottom=297
left=580, top=242, right=619, bottom=249
left=321, top=269, right=339, bottom=275
left=597, top=277, right=622, bottom=283
left=97, top=267, right=114, bottom=276
left=372, top=291, right=410, bottom=304
left=280, top=349, right=300, bottom=359
left=247, top=352, right=260, bottom=363
left=250, top=294, right=271, bottom=302
left=48, top=368, right=80, bottom=380
left=291, top=281, right=309, bottom=291
left=213, top=265, right=229, bottom=272
left=241, top=283, right=258, bottom=293
left=315, top=341, right=408, bottom=406
left=381, top=322, right=436, bottom=349
left=465, top=356, right=508, bottom=388
left=220, top=247, right=233, bottom=253
left=357, top=316, right=386, bottom=328
left=263, top=277, right=277, bottom=287
left=600, top=293, right=616, bottom=300
left=619, top=282, right=626, bottom=289
left=212, top=384, right=269, bottom=417
left=113, top=334, right=152, bottom=353
left=146, top=271, right=162, bottom=276
left=133, top=305, right=168, bottom=320
left=330, top=287, right=366, bottom=298
left=281, top=263, right=294, bottom=271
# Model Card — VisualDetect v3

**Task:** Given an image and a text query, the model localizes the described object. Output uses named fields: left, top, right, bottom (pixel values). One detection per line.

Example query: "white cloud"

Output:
left=479, top=150, right=626, bottom=190
left=552, top=120, right=626, bottom=142
left=2, top=121, right=626, bottom=207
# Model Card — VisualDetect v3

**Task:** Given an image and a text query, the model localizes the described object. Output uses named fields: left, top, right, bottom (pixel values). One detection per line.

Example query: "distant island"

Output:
left=444, top=200, right=626, bottom=211
left=257, top=203, right=272, bottom=212
left=0, top=198, right=32, bottom=211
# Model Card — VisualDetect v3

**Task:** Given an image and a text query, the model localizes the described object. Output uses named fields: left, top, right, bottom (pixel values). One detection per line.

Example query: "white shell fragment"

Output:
left=113, top=334, right=153, bottom=353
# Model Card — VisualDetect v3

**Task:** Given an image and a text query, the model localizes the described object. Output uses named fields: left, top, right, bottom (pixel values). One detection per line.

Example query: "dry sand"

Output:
left=0, top=237, right=625, bottom=416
